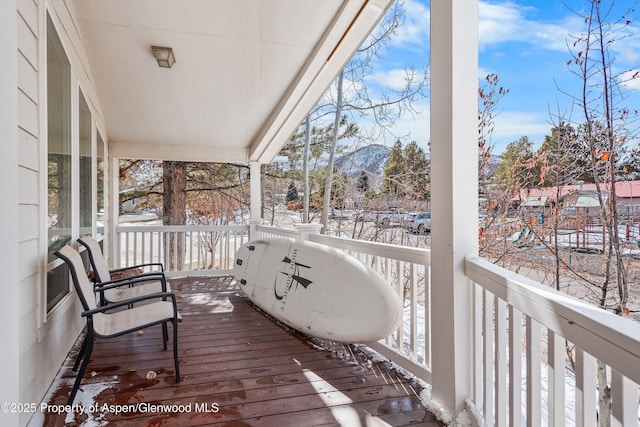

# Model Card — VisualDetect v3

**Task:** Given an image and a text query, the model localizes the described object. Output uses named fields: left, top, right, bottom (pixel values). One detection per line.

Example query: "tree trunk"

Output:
left=321, top=69, right=344, bottom=234
left=303, top=116, right=311, bottom=223
left=163, top=161, right=187, bottom=270
left=597, top=360, right=611, bottom=427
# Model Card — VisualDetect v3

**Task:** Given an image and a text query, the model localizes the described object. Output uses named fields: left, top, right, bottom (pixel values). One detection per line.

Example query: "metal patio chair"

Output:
left=77, top=236, right=170, bottom=305
left=55, top=245, right=181, bottom=405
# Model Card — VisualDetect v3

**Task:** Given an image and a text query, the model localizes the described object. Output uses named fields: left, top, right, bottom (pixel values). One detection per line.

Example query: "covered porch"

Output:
left=3, top=0, right=640, bottom=425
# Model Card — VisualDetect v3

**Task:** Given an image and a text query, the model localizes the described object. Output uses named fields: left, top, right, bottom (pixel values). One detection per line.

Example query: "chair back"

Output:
left=55, top=245, right=98, bottom=312
left=77, top=236, right=111, bottom=282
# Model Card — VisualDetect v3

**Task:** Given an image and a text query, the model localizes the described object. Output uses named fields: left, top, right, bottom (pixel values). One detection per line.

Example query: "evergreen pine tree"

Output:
left=286, top=182, right=299, bottom=202
left=403, top=141, right=429, bottom=199
left=357, top=170, right=369, bottom=193
left=383, top=140, right=404, bottom=195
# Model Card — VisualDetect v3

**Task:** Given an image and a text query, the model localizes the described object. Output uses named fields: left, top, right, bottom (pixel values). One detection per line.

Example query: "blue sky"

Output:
left=359, top=0, right=640, bottom=155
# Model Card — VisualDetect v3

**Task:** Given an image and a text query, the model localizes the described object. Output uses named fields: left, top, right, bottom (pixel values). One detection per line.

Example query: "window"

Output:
left=46, top=14, right=72, bottom=311
left=79, top=90, right=92, bottom=237
left=96, top=132, right=105, bottom=238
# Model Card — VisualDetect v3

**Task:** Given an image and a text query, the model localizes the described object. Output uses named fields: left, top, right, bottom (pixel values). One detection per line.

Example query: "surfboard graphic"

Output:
left=233, top=237, right=402, bottom=343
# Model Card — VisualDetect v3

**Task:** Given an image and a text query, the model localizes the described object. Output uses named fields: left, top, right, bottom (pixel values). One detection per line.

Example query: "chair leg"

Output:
left=172, top=319, right=180, bottom=383
left=72, top=335, right=88, bottom=371
left=162, top=322, right=168, bottom=350
left=68, top=335, right=93, bottom=405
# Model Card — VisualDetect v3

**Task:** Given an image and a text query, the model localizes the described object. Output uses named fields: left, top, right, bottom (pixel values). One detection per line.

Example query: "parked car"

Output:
left=352, top=210, right=376, bottom=222
left=403, top=211, right=431, bottom=233
left=374, top=210, right=403, bottom=227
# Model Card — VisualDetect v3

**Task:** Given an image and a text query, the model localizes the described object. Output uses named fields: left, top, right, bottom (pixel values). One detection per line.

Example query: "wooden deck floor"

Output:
left=34, top=276, right=443, bottom=426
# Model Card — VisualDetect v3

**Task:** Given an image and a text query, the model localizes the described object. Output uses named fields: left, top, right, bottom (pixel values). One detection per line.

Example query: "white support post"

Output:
left=249, top=162, right=262, bottom=239
left=430, top=0, right=479, bottom=417
left=295, top=223, right=322, bottom=241
left=0, top=0, right=21, bottom=424
left=109, top=156, right=120, bottom=266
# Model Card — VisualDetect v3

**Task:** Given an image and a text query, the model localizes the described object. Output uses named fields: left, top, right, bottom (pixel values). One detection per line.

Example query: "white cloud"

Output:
left=388, top=0, right=430, bottom=49
left=366, top=68, right=421, bottom=91
left=479, top=2, right=528, bottom=46
left=490, top=111, right=552, bottom=151
left=619, top=69, right=640, bottom=90
left=479, top=2, right=585, bottom=53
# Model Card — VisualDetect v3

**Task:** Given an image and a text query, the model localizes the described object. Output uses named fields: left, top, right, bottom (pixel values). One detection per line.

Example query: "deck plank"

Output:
left=33, top=276, right=444, bottom=427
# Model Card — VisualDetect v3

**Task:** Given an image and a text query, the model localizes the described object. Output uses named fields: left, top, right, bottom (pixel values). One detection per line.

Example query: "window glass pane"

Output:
left=96, top=132, right=105, bottom=238
left=47, top=14, right=71, bottom=310
left=79, top=90, right=92, bottom=237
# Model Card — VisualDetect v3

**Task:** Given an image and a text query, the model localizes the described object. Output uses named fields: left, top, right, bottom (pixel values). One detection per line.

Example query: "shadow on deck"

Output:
left=32, top=276, right=443, bottom=426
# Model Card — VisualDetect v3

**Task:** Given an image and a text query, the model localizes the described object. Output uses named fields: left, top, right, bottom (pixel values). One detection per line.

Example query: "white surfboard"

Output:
left=233, top=237, right=402, bottom=343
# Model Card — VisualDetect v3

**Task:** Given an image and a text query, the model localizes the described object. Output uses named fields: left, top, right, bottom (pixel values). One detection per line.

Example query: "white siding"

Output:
left=0, top=0, right=20, bottom=424
left=19, top=204, right=38, bottom=242
left=17, top=10, right=37, bottom=67
left=18, top=0, right=38, bottom=37
left=18, top=128, right=38, bottom=170
left=11, top=0, right=107, bottom=424
left=18, top=167, right=38, bottom=206
left=18, top=238, right=39, bottom=282
left=18, top=53, right=38, bottom=102
left=17, top=90, right=38, bottom=137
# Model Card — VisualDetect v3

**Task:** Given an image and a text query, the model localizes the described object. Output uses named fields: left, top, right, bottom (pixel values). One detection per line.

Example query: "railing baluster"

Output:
left=548, top=331, right=565, bottom=426
left=395, top=259, right=403, bottom=352
left=189, top=229, right=193, bottom=270
left=575, top=347, right=597, bottom=426
left=423, top=263, right=431, bottom=369
left=611, top=368, right=636, bottom=426
left=483, top=290, right=495, bottom=425
left=495, top=298, right=507, bottom=426
left=195, top=230, right=200, bottom=270
left=157, top=231, right=162, bottom=265
left=140, top=231, right=146, bottom=264
left=509, top=306, right=523, bottom=427
left=473, top=283, right=484, bottom=411
left=225, top=231, right=230, bottom=269
left=409, top=262, right=417, bottom=360
left=125, top=231, right=130, bottom=267
left=526, top=316, right=541, bottom=427
left=149, top=231, right=154, bottom=265
left=133, top=232, right=138, bottom=266
left=215, top=231, right=219, bottom=269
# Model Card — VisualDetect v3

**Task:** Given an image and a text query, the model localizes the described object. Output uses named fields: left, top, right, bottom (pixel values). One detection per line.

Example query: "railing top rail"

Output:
left=310, top=234, right=431, bottom=265
left=465, top=255, right=640, bottom=384
left=116, top=224, right=249, bottom=233
left=255, top=224, right=299, bottom=238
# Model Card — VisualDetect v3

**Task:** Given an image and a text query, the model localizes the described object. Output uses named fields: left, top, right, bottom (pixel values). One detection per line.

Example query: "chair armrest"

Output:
left=82, top=291, right=177, bottom=317
left=94, top=273, right=168, bottom=292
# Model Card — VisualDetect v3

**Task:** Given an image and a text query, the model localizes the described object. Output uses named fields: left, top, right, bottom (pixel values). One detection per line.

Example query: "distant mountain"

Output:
left=481, top=154, right=501, bottom=177
left=335, top=144, right=391, bottom=177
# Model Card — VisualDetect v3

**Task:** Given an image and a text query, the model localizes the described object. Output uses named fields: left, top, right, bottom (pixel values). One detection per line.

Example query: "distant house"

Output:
left=560, top=189, right=605, bottom=216
left=518, top=180, right=640, bottom=216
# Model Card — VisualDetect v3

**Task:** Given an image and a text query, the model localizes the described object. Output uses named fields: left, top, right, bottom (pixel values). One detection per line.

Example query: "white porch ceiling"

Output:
left=72, top=0, right=392, bottom=163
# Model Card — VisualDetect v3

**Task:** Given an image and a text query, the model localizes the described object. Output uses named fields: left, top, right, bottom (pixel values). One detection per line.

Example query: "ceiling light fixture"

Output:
left=151, top=45, right=176, bottom=68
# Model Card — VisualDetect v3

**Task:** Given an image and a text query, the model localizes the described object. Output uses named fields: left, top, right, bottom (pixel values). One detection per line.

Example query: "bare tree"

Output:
left=315, top=0, right=429, bottom=233
left=564, top=1, right=640, bottom=422
left=564, top=0, right=640, bottom=313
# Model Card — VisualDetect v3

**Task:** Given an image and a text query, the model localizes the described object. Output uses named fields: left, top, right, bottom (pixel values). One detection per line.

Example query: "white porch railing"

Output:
left=256, top=224, right=432, bottom=382
left=116, top=225, right=249, bottom=276
left=115, top=223, right=640, bottom=425
left=466, top=256, right=640, bottom=426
